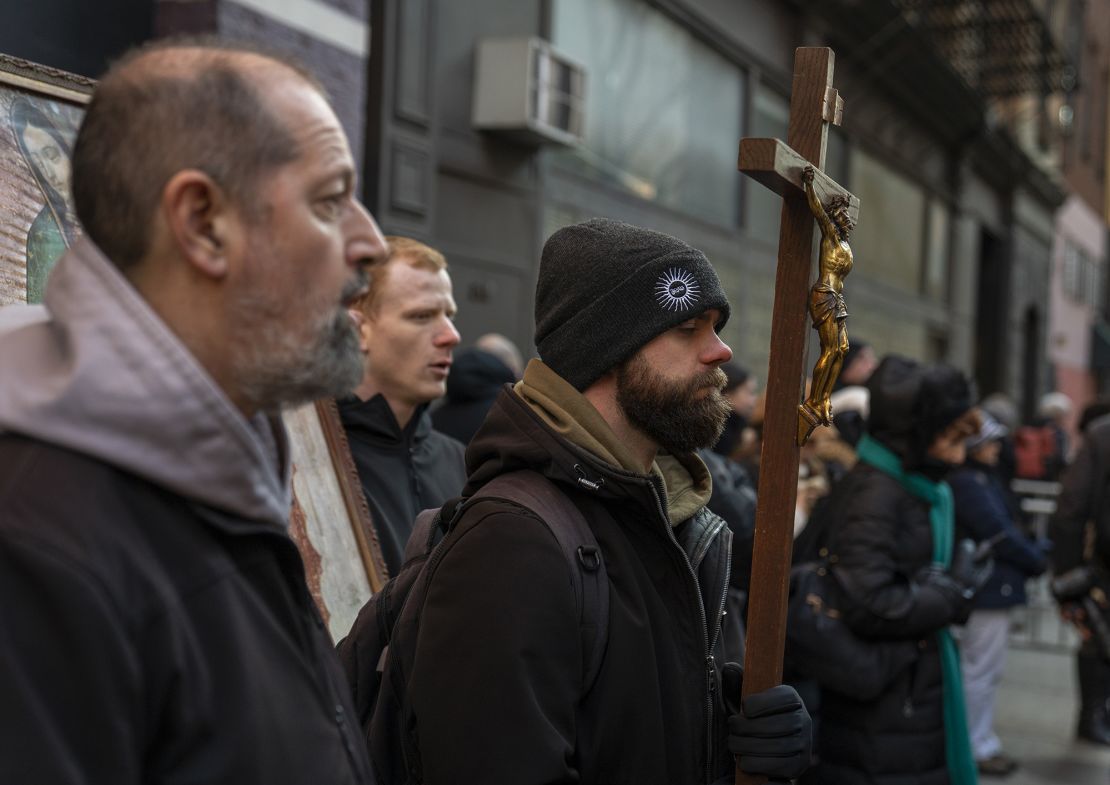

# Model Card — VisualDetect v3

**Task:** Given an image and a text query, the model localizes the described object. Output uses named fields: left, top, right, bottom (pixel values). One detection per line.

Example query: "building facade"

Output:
left=1050, top=0, right=1110, bottom=432
left=367, top=0, right=1073, bottom=420
left=5, top=0, right=1100, bottom=423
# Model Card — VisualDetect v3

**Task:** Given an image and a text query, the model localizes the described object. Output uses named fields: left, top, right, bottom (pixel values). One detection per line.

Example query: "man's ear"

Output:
left=161, top=169, right=240, bottom=279
left=349, top=307, right=372, bottom=354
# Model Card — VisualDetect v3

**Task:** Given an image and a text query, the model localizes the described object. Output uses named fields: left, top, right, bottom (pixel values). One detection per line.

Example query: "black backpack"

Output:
left=335, top=470, right=609, bottom=784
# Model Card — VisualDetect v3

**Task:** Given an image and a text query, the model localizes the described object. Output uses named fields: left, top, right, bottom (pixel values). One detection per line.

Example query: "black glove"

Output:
left=918, top=538, right=994, bottom=623
left=722, top=662, right=812, bottom=781
left=948, top=538, right=994, bottom=599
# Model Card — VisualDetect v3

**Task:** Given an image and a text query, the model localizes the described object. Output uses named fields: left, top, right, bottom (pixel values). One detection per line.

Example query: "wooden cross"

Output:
left=734, top=47, right=858, bottom=785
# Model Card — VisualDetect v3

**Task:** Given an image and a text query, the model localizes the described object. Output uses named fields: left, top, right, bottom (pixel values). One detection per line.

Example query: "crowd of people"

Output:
left=1, top=37, right=1107, bottom=785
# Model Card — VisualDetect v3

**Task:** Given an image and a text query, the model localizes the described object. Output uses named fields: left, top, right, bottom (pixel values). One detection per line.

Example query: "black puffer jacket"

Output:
left=818, top=356, right=971, bottom=785
left=400, top=388, right=734, bottom=785
left=430, top=348, right=516, bottom=445
left=339, top=394, right=466, bottom=575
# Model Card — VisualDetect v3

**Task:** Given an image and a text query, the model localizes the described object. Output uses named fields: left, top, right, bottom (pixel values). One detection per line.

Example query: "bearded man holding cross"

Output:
left=737, top=46, right=986, bottom=785
left=358, top=218, right=812, bottom=785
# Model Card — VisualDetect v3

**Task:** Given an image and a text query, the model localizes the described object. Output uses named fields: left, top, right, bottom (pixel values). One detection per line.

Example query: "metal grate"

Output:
left=893, top=0, right=1077, bottom=98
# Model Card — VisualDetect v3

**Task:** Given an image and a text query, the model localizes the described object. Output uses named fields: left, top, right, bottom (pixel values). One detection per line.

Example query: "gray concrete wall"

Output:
left=426, top=0, right=545, bottom=352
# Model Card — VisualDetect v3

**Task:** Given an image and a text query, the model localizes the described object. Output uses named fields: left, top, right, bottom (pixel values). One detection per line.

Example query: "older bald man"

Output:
left=0, top=40, right=387, bottom=784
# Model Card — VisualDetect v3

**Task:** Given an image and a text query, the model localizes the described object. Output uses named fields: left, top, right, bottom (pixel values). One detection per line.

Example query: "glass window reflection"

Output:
left=551, top=0, right=744, bottom=226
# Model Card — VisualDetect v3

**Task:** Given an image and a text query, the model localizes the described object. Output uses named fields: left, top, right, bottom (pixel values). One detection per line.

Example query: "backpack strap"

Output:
left=468, top=470, right=610, bottom=693
left=402, top=505, right=449, bottom=565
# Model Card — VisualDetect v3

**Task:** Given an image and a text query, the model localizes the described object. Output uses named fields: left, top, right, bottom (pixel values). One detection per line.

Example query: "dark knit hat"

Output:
left=534, top=219, right=731, bottom=390
left=867, top=355, right=973, bottom=467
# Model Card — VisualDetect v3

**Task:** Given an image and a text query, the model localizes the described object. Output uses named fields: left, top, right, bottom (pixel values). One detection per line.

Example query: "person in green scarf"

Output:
left=815, top=355, right=991, bottom=785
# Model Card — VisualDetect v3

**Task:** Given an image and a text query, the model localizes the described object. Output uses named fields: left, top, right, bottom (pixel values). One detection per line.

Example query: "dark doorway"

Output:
left=974, top=228, right=1008, bottom=396
left=1021, top=305, right=1043, bottom=424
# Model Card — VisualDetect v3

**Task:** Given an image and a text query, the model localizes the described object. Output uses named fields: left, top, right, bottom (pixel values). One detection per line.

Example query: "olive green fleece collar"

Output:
left=514, top=359, right=712, bottom=525
left=657, top=453, right=712, bottom=526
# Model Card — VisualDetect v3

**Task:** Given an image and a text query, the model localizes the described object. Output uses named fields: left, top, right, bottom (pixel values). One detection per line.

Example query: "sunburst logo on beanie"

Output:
left=655, top=268, right=700, bottom=311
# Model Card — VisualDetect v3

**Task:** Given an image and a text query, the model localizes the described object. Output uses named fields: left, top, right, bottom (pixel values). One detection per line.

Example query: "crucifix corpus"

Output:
left=734, top=46, right=860, bottom=785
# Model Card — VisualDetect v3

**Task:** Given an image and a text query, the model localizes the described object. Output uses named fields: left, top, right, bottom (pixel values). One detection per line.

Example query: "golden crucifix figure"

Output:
left=797, top=164, right=855, bottom=445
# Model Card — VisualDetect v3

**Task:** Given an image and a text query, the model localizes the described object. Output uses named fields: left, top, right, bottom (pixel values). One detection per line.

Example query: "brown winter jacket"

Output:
left=399, top=362, right=735, bottom=784
left=1051, top=413, right=1110, bottom=573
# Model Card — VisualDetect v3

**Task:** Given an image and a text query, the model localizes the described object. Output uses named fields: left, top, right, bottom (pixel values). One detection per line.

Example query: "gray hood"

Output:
left=0, top=238, right=291, bottom=527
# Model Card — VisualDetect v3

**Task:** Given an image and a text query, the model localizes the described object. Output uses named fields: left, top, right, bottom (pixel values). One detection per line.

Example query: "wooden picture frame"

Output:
left=285, top=400, right=390, bottom=642
left=0, top=53, right=386, bottom=642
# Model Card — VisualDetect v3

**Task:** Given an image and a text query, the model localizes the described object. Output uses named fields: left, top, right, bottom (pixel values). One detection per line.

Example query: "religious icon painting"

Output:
left=0, top=53, right=91, bottom=306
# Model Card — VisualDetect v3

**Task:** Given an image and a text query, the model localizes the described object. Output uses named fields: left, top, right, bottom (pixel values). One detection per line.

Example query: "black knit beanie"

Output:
left=867, top=355, right=973, bottom=469
left=535, top=219, right=731, bottom=391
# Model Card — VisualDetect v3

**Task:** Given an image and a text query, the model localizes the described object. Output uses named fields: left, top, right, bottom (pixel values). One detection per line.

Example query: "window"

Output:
left=744, top=87, right=789, bottom=245
left=1062, top=241, right=1081, bottom=298
left=1060, top=241, right=1105, bottom=309
left=923, top=199, right=950, bottom=302
left=530, top=45, right=585, bottom=139
left=551, top=0, right=744, bottom=226
left=847, top=150, right=926, bottom=293
left=825, top=126, right=849, bottom=189
left=1085, top=253, right=1103, bottom=310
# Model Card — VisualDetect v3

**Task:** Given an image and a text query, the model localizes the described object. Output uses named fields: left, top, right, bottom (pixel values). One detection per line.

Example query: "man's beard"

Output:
left=615, top=353, right=732, bottom=454
left=230, top=273, right=367, bottom=414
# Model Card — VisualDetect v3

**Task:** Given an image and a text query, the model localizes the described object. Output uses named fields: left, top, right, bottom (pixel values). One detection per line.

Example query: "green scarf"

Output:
left=856, top=435, right=978, bottom=785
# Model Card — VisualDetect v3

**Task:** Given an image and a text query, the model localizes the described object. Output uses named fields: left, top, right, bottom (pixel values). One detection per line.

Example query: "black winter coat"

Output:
left=430, top=349, right=516, bottom=445
left=0, top=434, right=373, bottom=785
left=339, top=394, right=467, bottom=575
left=820, top=463, right=964, bottom=785
left=1051, top=414, right=1110, bottom=573
left=401, top=389, right=734, bottom=785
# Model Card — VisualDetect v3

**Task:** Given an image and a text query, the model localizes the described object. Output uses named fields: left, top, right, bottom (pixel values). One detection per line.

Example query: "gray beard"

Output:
left=615, top=354, right=731, bottom=454
left=231, top=294, right=364, bottom=414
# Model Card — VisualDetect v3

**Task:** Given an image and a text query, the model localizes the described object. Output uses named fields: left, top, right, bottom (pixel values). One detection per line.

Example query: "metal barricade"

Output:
left=1006, top=479, right=1080, bottom=652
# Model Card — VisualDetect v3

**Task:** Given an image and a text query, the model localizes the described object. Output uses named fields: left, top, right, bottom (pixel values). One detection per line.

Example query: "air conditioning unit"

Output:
left=471, top=37, right=585, bottom=147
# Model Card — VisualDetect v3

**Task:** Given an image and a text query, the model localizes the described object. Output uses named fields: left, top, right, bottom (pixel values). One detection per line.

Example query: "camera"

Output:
left=1052, top=566, right=1097, bottom=603
left=1052, top=567, right=1110, bottom=661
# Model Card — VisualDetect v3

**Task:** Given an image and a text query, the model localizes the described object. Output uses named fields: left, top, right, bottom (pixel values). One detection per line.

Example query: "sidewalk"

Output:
left=995, top=644, right=1110, bottom=783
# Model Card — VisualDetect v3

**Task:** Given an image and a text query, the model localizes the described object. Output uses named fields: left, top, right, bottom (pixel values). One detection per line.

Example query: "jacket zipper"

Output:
left=705, top=518, right=732, bottom=655
left=289, top=554, right=371, bottom=783
left=198, top=514, right=370, bottom=782
left=408, top=444, right=421, bottom=503
left=646, top=478, right=720, bottom=785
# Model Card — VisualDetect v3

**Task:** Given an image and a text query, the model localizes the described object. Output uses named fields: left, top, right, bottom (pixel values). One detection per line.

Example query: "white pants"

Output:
left=959, top=608, right=1011, bottom=760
